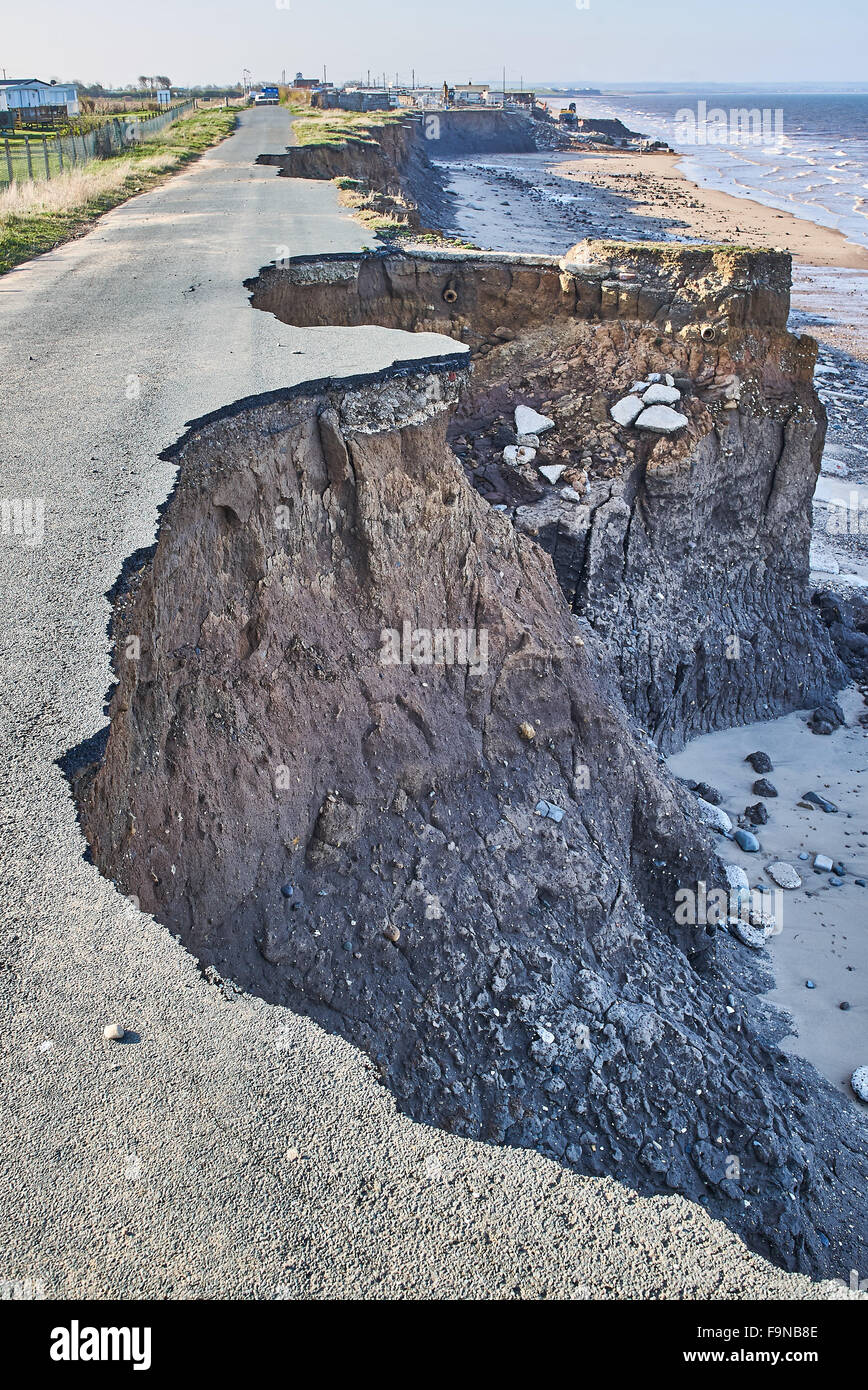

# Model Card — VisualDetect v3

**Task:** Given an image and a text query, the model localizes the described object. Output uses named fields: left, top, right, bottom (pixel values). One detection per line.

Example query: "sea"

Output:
left=545, top=88, right=868, bottom=250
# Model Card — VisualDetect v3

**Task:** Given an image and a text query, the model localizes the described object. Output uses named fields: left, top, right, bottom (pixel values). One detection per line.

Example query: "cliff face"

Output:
left=248, top=242, right=843, bottom=748
left=257, top=110, right=538, bottom=231
left=77, top=360, right=867, bottom=1277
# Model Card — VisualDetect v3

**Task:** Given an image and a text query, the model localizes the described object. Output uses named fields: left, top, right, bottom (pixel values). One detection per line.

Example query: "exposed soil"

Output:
left=74, top=354, right=868, bottom=1279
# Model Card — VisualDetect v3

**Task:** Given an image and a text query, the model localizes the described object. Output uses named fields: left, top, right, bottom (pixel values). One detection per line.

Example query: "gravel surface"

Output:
left=0, top=108, right=856, bottom=1300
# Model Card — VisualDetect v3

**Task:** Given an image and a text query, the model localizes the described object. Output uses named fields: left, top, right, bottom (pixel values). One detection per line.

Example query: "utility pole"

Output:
left=412, top=68, right=415, bottom=90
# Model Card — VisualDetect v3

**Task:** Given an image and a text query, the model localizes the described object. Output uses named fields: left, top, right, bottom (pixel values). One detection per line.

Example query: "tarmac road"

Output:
left=0, top=107, right=851, bottom=1299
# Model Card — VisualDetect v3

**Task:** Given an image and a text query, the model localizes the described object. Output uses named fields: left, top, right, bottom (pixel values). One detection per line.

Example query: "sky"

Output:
left=2, top=0, right=867, bottom=89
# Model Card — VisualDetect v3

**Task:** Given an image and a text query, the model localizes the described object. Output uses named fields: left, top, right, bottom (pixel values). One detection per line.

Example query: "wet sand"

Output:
left=669, top=688, right=868, bottom=1101
left=550, top=151, right=868, bottom=271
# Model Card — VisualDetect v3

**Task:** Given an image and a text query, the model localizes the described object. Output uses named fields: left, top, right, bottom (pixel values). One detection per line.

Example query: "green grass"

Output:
left=0, top=109, right=236, bottom=275
left=292, top=109, right=409, bottom=147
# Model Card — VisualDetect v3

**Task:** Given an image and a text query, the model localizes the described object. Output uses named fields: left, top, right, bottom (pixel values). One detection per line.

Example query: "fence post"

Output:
left=57, top=137, right=64, bottom=171
left=4, top=138, right=12, bottom=184
left=25, top=136, right=33, bottom=179
left=42, top=137, right=50, bottom=177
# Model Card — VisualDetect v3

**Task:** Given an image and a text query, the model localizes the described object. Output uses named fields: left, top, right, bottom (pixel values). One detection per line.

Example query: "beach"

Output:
left=551, top=151, right=868, bottom=271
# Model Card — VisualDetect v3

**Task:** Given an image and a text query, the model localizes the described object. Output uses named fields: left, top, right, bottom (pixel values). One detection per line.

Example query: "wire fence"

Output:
left=0, top=99, right=198, bottom=187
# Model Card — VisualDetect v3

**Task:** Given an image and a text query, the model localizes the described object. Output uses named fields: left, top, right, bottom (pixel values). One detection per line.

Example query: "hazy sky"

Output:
left=3, top=0, right=866, bottom=89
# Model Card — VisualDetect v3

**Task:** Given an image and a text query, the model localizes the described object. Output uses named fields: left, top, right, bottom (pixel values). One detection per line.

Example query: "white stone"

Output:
left=724, top=864, right=750, bottom=892
left=610, top=395, right=645, bottom=427
left=765, top=861, right=802, bottom=889
left=515, top=405, right=555, bottom=436
left=560, top=486, right=584, bottom=502
left=813, top=854, right=834, bottom=872
left=664, top=373, right=675, bottom=387
left=517, top=433, right=540, bottom=447
left=503, top=445, right=537, bottom=465
left=635, top=405, right=689, bottom=434
left=696, top=798, right=732, bottom=834
left=645, top=373, right=662, bottom=382
left=630, top=381, right=647, bottom=394
left=851, top=1066, right=868, bottom=1102
left=539, top=464, right=566, bottom=484
left=642, top=383, right=681, bottom=406
left=103, top=1023, right=125, bottom=1042
left=729, top=919, right=769, bottom=951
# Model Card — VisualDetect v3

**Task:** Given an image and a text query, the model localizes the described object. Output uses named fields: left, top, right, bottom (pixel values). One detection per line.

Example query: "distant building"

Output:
left=503, top=90, right=535, bottom=109
left=0, top=77, right=79, bottom=117
left=452, top=83, right=489, bottom=105
left=293, top=73, right=320, bottom=90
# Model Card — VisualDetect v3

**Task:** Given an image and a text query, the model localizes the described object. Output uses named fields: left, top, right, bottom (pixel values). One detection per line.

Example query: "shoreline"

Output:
left=548, top=149, right=868, bottom=270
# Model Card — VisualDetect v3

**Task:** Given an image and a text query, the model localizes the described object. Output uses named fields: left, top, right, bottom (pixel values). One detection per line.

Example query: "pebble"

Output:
left=743, top=803, right=768, bottom=826
left=280, top=883, right=294, bottom=898
left=696, top=798, right=732, bottom=834
left=729, top=919, right=769, bottom=950
left=828, top=875, right=844, bottom=887
left=806, top=980, right=816, bottom=989
left=802, top=791, right=838, bottom=813
left=840, top=1002, right=851, bottom=1011
left=693, top=781, right=722, bottom=805
left=538, top=463, right=566, bottom=484
left=724, top=864, right=749, bottom=892
left=518, top=721, right=536, bottom=741
left=798, top=852, right=810, bottom=861
left=856, top=878, right=866, bottom=887
left=515, top=405, right=554, bottom=436
left=733, top=829, right=760, bottom=853
left=765, top=861, right=801, bottom=889
left=752, top=778, right=778, bottom=798
left=383, top=925, right=401, bottom=942
left=342, top=940, right=353, bottom=951
left=814, top=854, right=834, bottom=872
left=503, top=444, right=536, bottom=465
left=746, top=751, right=773, bottom=773
left=103, top=1024, right=125, bottom=1042
left=535, top=799, right=565, bottom=824
left=851, top=1066, right=868, bottom=1102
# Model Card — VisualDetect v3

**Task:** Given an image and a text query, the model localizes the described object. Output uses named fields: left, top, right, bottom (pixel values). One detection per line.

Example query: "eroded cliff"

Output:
left=247, top=241, right=843, bottom=748
left=76, top=359, right=866, bottom=1278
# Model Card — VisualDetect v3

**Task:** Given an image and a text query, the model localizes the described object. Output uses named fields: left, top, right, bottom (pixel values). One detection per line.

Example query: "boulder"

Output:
left=642, top=383, right=681, bottom=406
left=610, top=395, right=645, bottom=428
left=635, top=404, right=689, bottom=434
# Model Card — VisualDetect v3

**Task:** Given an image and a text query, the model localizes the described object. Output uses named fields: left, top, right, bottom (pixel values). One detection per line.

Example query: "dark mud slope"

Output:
left=76, top=358, right=866, bottom=1277
left=247, top=241, right=844, bottom=750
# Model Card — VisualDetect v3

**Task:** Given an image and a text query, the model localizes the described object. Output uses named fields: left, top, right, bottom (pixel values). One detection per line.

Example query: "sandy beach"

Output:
left=669, top=687, right=868, bottom=1100
left=550, top=150, right=868, bottom=271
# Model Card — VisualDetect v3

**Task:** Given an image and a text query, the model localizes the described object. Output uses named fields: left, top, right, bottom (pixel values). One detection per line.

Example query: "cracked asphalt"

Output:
left=0, top=107, right=855, bottom=1300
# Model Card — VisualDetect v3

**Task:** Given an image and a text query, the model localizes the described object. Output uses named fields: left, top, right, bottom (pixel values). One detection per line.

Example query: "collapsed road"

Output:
left=0, top=108, right=862, bottom=1299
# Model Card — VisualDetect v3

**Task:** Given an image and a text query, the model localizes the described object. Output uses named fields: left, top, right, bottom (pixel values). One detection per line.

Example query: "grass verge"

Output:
left=0, top=108, right=237, bottom=275
left=292, top=109, right=409, bottom=147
